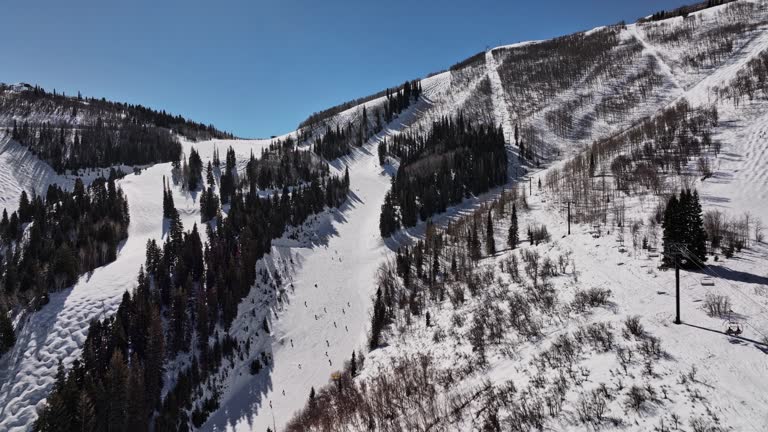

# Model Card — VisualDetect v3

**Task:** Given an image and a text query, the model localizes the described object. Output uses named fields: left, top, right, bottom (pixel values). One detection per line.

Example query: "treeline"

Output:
left=246, top=137, right=329, bottom=190
left=639, top=0, right=735, bottom=23
left=0, top=174, right=129, bottom=354
left=545, top=99, right=719, bottom=225
left=495, top=27, right=637, bottom=117
left=1, top=83, right=232, bottom=140
left=298, top=80, right=422, bottom=131
left=718, top=45, right=768, bottom=104
left=2, top=82, right=236, bottom=172
left=641, top=2, right=761, bottom=71
left=449, top=50, right=486, bottom=72
left=35, top=156, right=350, bottom=430
left=312, top=81, right=422, bottom=160
left=379, top=116, right=507, bottom=236
left=11, top=119, right=182, bottom=173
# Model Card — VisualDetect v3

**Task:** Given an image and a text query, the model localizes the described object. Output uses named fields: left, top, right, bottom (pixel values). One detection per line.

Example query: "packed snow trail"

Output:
left=628, top=24, right=685, bottom=93
left=486, top=49, right=514, bottom=145
left=203, top=141, right=393, bottom=432
left=0, top=139, right=273, bottom=432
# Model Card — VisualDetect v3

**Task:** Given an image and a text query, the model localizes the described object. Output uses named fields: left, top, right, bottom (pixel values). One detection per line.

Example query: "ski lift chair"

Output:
left=725, top=320, right=743, bottom=336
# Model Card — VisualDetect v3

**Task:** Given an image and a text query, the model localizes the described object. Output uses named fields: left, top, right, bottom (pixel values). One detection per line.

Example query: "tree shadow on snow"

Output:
left=690, top=265, right=768, bottom=286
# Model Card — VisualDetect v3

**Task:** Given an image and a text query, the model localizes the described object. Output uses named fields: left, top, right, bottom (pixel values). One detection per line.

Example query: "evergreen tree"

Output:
left=507, top=203, right=519, bottom=250
left=662, top=190, right=707, bottom=268
left=686, top=190, right=707, bottom=265
left=369, top=288, right=386, bottom=350
left=486, top=211, right=495, bottom=256
left=0, top=308, right=16, bottom=354
left=379, top=191, right=400, bottom=237
left=206, top=161, right=215, bottom=187
left=18, top=190, right=32, bottom=223
left=187, top=147, right=203, bottom=190
left=308, top=387, right=316, bottom=410
left=469, top=220, right=481, bottom=261
left=105, top=351, right=128, bottom=430
left=514, top=123, right=519, bottom=146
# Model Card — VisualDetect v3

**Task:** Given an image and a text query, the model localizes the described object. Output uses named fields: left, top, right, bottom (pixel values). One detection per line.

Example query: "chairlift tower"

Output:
left=664, top=243, right=687, bottom=325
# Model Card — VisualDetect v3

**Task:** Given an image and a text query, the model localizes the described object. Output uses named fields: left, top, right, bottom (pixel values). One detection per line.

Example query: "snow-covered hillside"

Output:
left=2, top=1, right=768, bottom=431
left=0, top=138, right=274, bottom=431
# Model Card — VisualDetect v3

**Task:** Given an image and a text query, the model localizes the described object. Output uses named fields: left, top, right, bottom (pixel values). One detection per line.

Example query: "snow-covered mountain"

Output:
left=2, top=1, right=768, bottom=431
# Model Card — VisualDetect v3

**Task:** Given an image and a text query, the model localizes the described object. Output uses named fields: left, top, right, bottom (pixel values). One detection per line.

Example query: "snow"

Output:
left=0, top=137, right=274, bottom=432
left=2, top=1, right=768, bottom=430
left=486, top=49, right=514, bottom=144
left=0, top=133, right=65, bottom=215
left=203, top=143, right=392, bottom=431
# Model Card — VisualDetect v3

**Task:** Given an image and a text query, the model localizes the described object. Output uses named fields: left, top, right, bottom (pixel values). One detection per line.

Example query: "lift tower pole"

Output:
left=675, top=254, right=681, bottom=325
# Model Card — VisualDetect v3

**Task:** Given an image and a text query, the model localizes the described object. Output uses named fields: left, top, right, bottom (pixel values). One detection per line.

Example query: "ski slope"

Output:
left=0, top=138, right=274, bottom=432
left=2, top=1, right=768, bottom=430
left=203, top=142, right=392, bottom=431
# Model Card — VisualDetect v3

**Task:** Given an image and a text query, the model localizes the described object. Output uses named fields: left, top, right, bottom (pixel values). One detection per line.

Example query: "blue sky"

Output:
left=3, top=0, right=692, bottom=138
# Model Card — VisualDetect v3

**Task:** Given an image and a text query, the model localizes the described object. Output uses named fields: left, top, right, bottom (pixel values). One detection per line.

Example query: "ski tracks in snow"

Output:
left=486, top=49, right=514, bottom=145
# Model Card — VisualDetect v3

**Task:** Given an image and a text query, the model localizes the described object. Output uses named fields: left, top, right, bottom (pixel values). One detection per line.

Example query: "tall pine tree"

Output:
left=486, top=211, right=496, bottom=256
left=507, top=203, right=519, bottom=250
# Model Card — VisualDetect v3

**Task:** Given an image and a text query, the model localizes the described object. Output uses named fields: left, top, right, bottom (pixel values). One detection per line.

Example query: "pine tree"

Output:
left=126, top=354, right=148, bottom=431
left=0, top=308, right=15, bottom=354
left=350, top=351, right=357, bottom=377
left=207, top=161, right=215, bottom=187
left=470, top=220, right=481, bottom=261
left=187, top=147, right=203, bottom=190
left=662, top=190, right=706, bottom=268
left=18, top=190, right=31, bottom=223
left=105, top=351, right=128, bottom=430
left=687, top=190, right=708, bottom=265
left=507, top=203, right=519, bottom=250
left=486, top=211, right=496, bottom=256
left=74, top=391, right=96, bottom=432
left=514, top=123, right=519, bottom=146
left=379, top=191, right=399, bottom=237
left=145, top=306, right=165, bottom=409
left=369, top=288, right=386, bottom=350
left=344, top=166, right=350, bottom=189
left=308, top=387, right=316, bottom=410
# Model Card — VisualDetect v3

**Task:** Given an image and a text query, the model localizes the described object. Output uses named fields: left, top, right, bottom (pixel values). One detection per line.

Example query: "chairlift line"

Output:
left=674, top=244, right=768, bottom=341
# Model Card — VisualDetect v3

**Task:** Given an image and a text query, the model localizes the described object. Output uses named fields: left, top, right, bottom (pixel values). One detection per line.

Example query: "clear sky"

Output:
left=2, top=0, right=693, bottom=138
